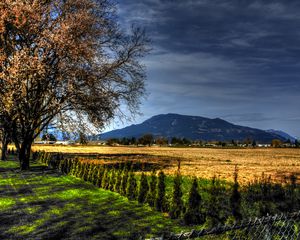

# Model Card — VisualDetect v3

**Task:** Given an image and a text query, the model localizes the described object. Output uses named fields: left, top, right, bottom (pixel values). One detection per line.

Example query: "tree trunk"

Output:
left=1, top=131, right=9, bottom=161
left=1, top=141, right=8, bottom=161
left=19, top=139, right=32, bottom=170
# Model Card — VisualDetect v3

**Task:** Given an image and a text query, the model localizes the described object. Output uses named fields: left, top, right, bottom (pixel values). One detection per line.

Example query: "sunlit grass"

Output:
left=23, top=206, right=41, bottom=214
left=0, top=159, right=19, bottom=168
left=0, top=159, right=189, bottom=239
left=0, top=197, right=16, bottom=210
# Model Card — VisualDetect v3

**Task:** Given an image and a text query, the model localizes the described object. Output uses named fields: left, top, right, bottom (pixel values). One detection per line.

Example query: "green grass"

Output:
left=0, top=159, right=194, bottom=239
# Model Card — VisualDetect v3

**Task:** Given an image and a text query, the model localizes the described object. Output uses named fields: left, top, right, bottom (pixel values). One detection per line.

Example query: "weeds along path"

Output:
left=0, top=161, right=181, bottom=240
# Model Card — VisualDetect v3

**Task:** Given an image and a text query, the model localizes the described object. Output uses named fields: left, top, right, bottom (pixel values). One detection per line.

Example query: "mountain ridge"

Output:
left=266, top=129, right=296, bottom=142
left=100, top=113, right=287, bottom=143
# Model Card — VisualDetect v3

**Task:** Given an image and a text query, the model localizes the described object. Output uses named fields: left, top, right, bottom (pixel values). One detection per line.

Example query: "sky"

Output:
left=109, top=0, right=300, bottom=138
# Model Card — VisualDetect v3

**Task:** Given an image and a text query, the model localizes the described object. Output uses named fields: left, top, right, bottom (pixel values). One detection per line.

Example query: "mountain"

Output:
left=266, top=129, right=296, bottom=142
left=100, top=113, right=286, bottom=143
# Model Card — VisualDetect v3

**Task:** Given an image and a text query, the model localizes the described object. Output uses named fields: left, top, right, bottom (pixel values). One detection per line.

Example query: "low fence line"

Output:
left=147, top=211, right=300, bottom=239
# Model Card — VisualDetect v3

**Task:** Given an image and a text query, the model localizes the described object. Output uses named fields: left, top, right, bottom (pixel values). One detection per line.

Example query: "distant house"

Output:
left=34, top=140, right=56, bottom=144
left=97, top=141, right=106, bottom=145
left=257, top=144, right=271, bottom=148
left=55, top=140, right=75, bottom=145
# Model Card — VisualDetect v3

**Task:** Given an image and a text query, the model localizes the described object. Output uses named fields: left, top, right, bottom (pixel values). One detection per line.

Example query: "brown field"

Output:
left=32, top=145, right=300, bottom=184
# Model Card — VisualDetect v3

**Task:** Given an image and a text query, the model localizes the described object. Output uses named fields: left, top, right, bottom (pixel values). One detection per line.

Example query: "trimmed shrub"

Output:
left=83, top=163, right=89, bottom=181
left=169, top=172, right=183, bottom=219
left=230, top=166, right=242, bottom=221
left=146, top=170, right=157, bottom=207
left=138, top=172, right=149, bottom=204
left=58, top=159, right=66, bottom=173
left=155, top=171, right=167, bottom=212
left=184, top=177, right=205, bottom=225
left=101, top=167, right=109, bottom=189
left=109, top=168, right=116, bottom=191
left=126, top=170, right=137, bottom=200
left=91, top=164, right=99, bottom=185
left=86, top=164, right=94, bottom=182
left=205, top=176, right=228, bottom=227
left=114, top=169, right=122, bottom=193
left=121, top=167, right=129, bottom=196
left=77, top=162, right=84, bottom=178
left=96, top=165, right=105, bottom=187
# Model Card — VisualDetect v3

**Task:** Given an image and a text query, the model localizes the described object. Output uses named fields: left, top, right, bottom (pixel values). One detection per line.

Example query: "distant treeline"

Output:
left=36, top=151, right=300, bottom=227
left=105, top=134, right=300, bottom=148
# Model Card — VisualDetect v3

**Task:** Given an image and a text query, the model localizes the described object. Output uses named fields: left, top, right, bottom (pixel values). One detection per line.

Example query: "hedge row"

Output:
left=36, top=151, right=213, bottom=225
left=35, top=151, right=300, bottom=226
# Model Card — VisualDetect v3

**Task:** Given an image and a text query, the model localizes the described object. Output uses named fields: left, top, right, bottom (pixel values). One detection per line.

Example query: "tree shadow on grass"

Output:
left=0, top=168, right=179, bottom=240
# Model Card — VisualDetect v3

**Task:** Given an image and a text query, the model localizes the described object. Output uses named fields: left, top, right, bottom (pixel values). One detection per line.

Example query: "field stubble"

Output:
left=32, top=145, right=300, bottom=184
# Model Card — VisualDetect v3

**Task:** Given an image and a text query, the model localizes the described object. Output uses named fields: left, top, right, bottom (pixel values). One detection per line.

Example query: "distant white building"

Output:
left=55, top=140, right=75, bottom=145
left=257, top=144, right=271, bottom=148
left=34, top=140, right=56, bottom=144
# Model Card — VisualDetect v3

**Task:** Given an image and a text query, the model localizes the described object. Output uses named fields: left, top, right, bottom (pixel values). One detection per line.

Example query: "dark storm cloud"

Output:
left=114, top=0, right=300, bottom=137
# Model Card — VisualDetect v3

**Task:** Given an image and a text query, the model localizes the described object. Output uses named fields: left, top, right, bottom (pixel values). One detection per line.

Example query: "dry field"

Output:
left=32, top=145, right=300, bottom=184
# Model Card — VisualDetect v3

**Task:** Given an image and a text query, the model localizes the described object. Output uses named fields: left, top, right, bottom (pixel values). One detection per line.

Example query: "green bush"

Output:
left=184, top=177, right=205, bottom=225
left=96, top=165, right=105, bottom=187
left=114, top=169, right=122, bottom=193
left=91, top=164, right=99, bottom=185
left=126, top=170, right=137, bottom=200
left=230, top=166, right=242, bottom=221
left=138, top=172, right=149, bottom=204
left=169, top=172, right=183, bottom=219
left=108, top=168, right=116, bottom=191
left=155, top=171, right=167, bottom=212
left=121, top=167, right=129, bottom=196
left=101, top=167, right=109, bottom=189
left=146, top=170, right=157, bottom=207
left=205, top=176, right=228, bottom=227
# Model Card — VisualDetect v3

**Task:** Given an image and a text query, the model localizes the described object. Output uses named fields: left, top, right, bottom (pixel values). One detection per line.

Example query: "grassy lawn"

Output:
left=0, top=159, right=189, bottom=240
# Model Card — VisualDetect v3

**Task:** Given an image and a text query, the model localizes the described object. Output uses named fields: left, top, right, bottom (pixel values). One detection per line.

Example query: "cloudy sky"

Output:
left=111, top=0, right=300, bottom=138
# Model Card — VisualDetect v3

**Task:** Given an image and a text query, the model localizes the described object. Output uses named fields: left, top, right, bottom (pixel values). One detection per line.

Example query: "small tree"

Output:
left=87, top=164, right=95, bottom=182
left=83, top=163, right=89, bottom=181
left=146, top=170, right=157, bottom=207
left=156, top=137, right=168, bottom=146
left=126, top=170, right=137, bottom=200
left=77, top=162, right=84, bottom=178
left=101, top=167, right=109, bottom=189
left=79, top=132, right=88, bottom=145
left=96, top=165, right=105, bottom=187
left=70, top=159, right=79, bottom=176
left=114, top=168, right=122, bottom=193
left=155, top=171, right=167, bottom=212
left=91, top=165, right=99, bottom=185
left=205, top=176, right=226, bottom=227
left=230, top=166, right=242, bottom=221
left=42, top=133, right=57, bottom=142
left=121, top=166, right=129, bottom=196
left=108, top=168, right=116, bottom=191
left=138, top=172, right=149, bottom=204
left=295, top=139, right=300, bottom=148
left=169, top=171, right=184, bottom=219
left=184, top=177, right=205, bottom=225
left=271, top=139, right=282, bottom=148
left=139, top=134, right=154, bottom=146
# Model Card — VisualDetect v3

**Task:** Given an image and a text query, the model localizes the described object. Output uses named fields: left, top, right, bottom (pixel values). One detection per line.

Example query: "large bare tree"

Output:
left=0, top=0, right=149, bottom=169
